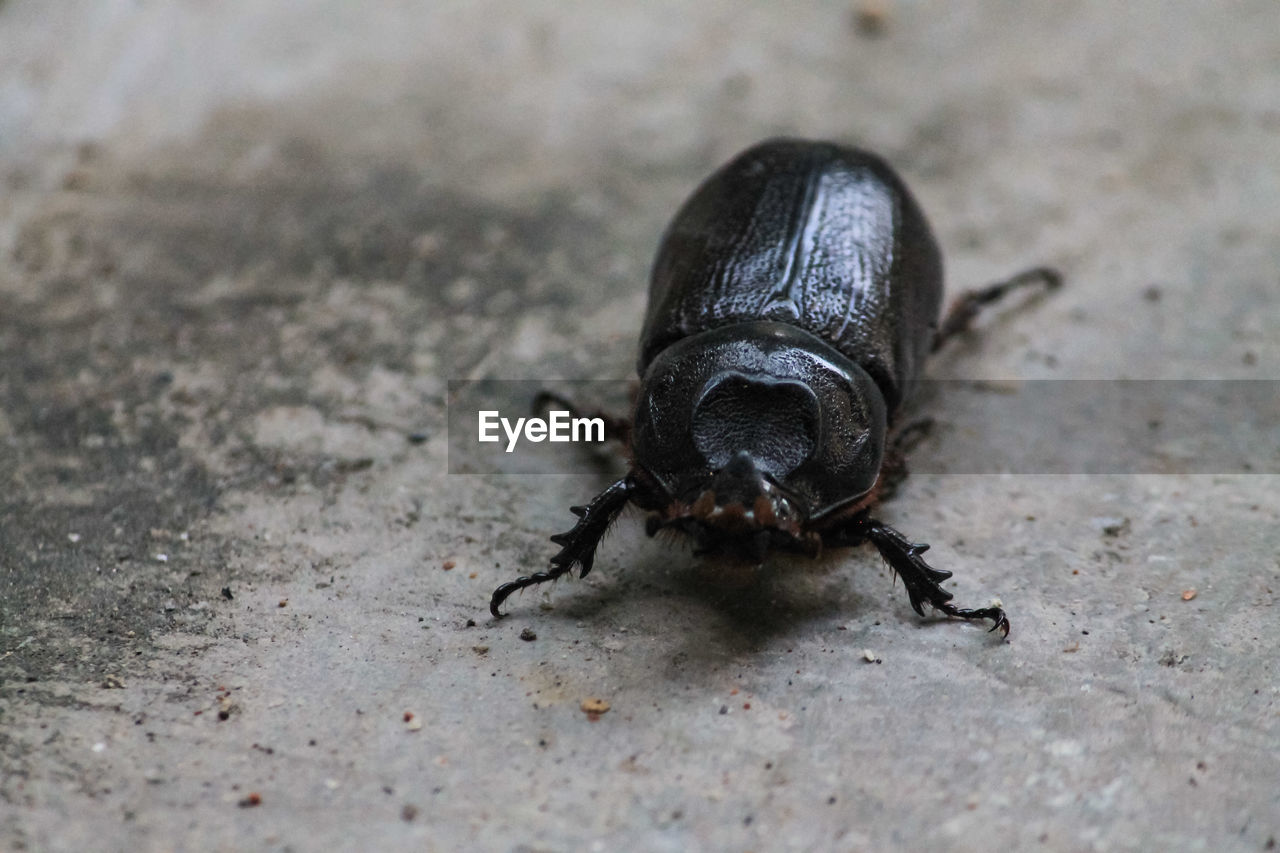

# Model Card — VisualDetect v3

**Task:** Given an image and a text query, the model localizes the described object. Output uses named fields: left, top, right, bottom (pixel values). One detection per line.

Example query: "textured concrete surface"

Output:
left=1, top=2, right=1277, bottom=851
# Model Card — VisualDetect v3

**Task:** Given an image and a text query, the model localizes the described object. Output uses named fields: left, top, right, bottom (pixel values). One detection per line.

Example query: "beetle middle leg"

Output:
left=932, top=265, right=1062, bottom=351
left=876, top=416, right=935, bottom=502
left=829, top=513, right=1010, bottom=636
left=490, top=476, right=635, bottom=617
left=532, top=390, right=632, bottom=444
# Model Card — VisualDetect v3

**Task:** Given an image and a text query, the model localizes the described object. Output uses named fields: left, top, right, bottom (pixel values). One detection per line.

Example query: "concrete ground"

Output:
left=1, top=1, right=1277, bottom=851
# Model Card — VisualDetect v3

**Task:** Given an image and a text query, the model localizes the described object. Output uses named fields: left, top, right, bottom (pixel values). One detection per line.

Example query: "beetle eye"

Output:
left=691, top=373, right=820, bottom=480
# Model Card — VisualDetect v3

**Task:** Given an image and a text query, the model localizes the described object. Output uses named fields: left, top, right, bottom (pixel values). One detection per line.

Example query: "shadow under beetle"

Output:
left=490, top=138, right=1060, bottom=637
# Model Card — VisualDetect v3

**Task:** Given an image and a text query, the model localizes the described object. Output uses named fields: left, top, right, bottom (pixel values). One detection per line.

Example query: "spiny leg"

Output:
left=532, top=390, right=631, bottom=445
left=490, top=476, right=634, bottom=617
left=831, top=514, right=1009, bottom=636
left=933, top=265, right=1062, bottom=352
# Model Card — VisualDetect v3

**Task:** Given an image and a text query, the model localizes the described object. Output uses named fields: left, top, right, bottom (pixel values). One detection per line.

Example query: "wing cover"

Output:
left=639, top=139, right=942, bottom=411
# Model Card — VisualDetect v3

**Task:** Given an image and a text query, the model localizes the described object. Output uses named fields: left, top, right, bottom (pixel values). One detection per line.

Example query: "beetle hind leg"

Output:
left=933, top=265, right=1062, bottom=352
left=489, top=477, right=635, bottom=618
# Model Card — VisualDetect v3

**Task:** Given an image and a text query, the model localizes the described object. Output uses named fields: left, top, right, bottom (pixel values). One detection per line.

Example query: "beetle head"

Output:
left=632, top=321, right=886, bottom=553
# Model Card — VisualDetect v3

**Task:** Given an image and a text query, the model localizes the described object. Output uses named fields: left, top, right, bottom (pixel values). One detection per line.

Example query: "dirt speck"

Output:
left=852, top=1, right=889, bottom=37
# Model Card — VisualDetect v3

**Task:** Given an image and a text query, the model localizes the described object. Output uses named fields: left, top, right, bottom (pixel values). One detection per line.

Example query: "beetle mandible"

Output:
left=490, top=138, right=1060, bottom=636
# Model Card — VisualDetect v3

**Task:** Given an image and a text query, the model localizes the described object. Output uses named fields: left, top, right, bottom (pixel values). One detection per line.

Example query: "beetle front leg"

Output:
left=831, top=515, right=1010, bottom=637
left=490, top=476, right=635, bottom=618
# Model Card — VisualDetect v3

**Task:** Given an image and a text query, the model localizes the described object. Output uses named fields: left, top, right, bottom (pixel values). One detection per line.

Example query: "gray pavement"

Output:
left=1, top=2, right=1277, bottom=851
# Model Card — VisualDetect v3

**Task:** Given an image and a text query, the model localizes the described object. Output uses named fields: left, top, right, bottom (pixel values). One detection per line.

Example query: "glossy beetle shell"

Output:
left=491, top=137, right=1028, bottom=636
left=639, top=138, right=943, bottom=412
left=632, top=321, right=887, bottom=519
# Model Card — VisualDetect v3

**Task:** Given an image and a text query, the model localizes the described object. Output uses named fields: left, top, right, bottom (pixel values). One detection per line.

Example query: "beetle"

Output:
left=490, top=138, right=1059, bottom=636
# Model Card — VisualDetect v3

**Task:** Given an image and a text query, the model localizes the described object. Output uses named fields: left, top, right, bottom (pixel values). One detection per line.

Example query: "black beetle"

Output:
left=490, top=138, right=1059, bottom=636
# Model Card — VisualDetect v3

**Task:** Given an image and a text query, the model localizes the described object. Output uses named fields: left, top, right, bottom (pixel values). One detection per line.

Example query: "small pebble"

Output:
left=853, top=0, right=888, bottom=37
